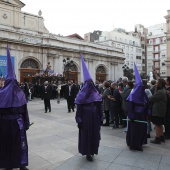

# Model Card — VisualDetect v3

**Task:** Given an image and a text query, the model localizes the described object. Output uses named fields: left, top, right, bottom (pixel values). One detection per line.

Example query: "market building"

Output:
left=0, top=0, right=124, bottom=83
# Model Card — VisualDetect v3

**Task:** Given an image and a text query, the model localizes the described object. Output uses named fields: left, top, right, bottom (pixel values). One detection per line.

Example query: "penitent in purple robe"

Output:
left=126, top=63, right=149, bottom=151
left=0, top=46, right=30, bottom=169
left=75, top=54, right=103, bottom=155
left=76, top=101, right=103, bottom=155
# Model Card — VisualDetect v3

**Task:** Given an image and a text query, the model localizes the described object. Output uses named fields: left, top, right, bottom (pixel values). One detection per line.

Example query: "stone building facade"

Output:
left=0, top=0, right=124, bottom=83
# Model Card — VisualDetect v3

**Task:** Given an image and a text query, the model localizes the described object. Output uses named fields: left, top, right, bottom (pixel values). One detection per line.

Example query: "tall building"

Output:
left=164, top=10, right=170, bottom=76
left=146, top=24, right=167, bottom=76
left=134, top=24, right=148, bottom=76
left=85, top=26, right=148, bottom=75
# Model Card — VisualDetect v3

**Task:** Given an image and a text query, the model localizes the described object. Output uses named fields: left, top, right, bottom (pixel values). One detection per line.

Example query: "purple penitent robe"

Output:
left=76, top=102, right=103, bottom=155
left=126, top=102, right=148, bottom=151
left=0, top=46, right=30, bottom=169
left=0, top=105, right=30, bottom=168
left=126, top=63, right=149, bottom=151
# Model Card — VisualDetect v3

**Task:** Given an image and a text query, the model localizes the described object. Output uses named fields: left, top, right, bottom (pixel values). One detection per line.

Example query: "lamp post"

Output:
left=122, top=64, right=134, bottom=80
left=63, top=57, right=74, bottom=81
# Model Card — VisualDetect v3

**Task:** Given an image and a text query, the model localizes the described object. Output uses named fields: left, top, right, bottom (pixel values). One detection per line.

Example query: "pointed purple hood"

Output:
left=127, top=63, right=147, bottom=104
left=0, top=45, right=27, bottom=108
left=80, top=54, right=92, bottom=82
left=75, top=54, right=102, bottom=104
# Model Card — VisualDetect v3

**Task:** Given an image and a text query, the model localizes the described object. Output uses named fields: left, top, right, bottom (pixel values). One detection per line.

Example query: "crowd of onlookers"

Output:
left=98, top=75, right=170, bottom=144
left=1, top=75, right=170, bottom=143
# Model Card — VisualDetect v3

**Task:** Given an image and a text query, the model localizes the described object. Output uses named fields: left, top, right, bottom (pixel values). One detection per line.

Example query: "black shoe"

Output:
left=45, top=111, right=47, bottom=113
left=72, top=109, right=75, bottom=112
left=68, top=110, right=71, bottom=113
left=49, top=110, right=51, bottom=112
left=160, top=136, right=165, bottom=143
left=150, top=137, right=161, bottom=144
left=20, top=167, right=29, bottom=170
left=86, top=155, right=93, bottom=162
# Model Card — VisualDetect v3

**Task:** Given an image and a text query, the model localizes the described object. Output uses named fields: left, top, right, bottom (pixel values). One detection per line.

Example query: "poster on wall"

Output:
left=0, top=56, right=15, bottom=78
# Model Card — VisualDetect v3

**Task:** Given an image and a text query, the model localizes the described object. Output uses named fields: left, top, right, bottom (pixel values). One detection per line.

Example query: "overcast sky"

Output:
left=21, top=0, right=169, bottom=37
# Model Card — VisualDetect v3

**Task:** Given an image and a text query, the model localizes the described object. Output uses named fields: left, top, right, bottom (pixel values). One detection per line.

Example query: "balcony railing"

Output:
left=152, top=50, right=160, bottom=53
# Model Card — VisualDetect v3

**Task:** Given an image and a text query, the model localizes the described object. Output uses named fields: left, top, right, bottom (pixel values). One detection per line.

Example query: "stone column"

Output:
left=165, top=10, right=170, bottom=75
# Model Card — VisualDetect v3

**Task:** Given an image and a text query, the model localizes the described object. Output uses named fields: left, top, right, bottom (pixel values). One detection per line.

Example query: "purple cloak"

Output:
left=75, top=102, right=103, bottom=155
left=0, top=46, right=30, bottom=168
left=126, top=102, right=148, bottom=151
left=126, top=63, right=148, bottom=151
left=75, top=54, right=103, bottom=155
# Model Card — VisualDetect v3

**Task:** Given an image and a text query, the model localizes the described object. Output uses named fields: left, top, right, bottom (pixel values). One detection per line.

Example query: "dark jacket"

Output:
left=64, top=84, right=77, bottom=99
left=150, top=85, right=156, bottom=95
left=109, top=88, right=121, bottom=111
left=149, top=88, right=167, bottom=117
left=41, top=85, right=52, bottom=99
left=121, top=88, right=132, bottom=113
left=102, top=88, right=111, bottom=111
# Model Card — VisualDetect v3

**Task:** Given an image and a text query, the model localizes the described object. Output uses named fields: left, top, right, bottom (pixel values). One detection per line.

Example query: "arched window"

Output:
left=65, top=63, right=77, bottom=72
left=96, top=66, right=106, bottom=74
left=21, top=59, right=39, bottom=69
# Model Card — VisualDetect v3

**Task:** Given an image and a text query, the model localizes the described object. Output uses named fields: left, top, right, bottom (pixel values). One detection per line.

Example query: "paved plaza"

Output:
left=3, top=98, right=170, bottom=170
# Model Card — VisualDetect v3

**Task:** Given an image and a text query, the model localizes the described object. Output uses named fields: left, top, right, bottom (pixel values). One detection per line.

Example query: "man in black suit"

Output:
left=64, top=80, right=77, bottom=113
left=41, top=81, right=52, bottom=113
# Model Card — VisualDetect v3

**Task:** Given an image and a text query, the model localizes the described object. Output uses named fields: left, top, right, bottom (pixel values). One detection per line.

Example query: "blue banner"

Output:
left=0, top=56, right=15, bottom=78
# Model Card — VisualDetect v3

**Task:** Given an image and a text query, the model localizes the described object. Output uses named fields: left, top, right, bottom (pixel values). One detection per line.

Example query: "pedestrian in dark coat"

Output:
left=149, top=79, right=167, bottom=144
left=41, top=81, right=52, bottom=113
left=75, top=54, right=103, bottom=162
left=0, top=46, right=30, bottom=170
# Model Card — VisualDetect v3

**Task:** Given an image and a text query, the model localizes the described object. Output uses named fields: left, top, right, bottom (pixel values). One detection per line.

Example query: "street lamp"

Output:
left=63, top=57, right=74, bottom=80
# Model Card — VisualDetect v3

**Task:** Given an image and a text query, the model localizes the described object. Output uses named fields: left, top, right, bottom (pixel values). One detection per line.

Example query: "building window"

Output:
left=149, top=40, right=153, bottom=44
left=130, top=47, right=133, bottom=51
left=130, top=54, right=133, bottom=59
left=162, top=62, right=166, bottom=66
left=136, top=48, right=141, bottom=53
left=122, top=45, right=125, bottom=49
left=21, top=59, right=39, bottom=69
left=136, top=56, right=141, bottom=59
left=117, top=44, right=120, bottom=48
left=154, top=62, right=159, bottom=68
left=142, top=59, right=145, bottom=64
left=96, top=66, right=106, bottom=74
left=115, top=37, right=117, bottom=40
left=126, top=53, right=129, bottom=58
left=126, top=46, right=129, bottom=51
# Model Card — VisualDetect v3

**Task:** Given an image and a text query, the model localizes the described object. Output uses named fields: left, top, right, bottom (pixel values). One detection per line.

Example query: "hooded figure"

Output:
left=126, top=63, right=149, bottom=151
left=75, top=54, right=103, bottom=162
left=0, top=46, right=30, bottom=170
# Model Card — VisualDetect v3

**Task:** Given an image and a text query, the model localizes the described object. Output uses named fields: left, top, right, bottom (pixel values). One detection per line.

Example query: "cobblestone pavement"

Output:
left=1, top=98, right=170, bottom=170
